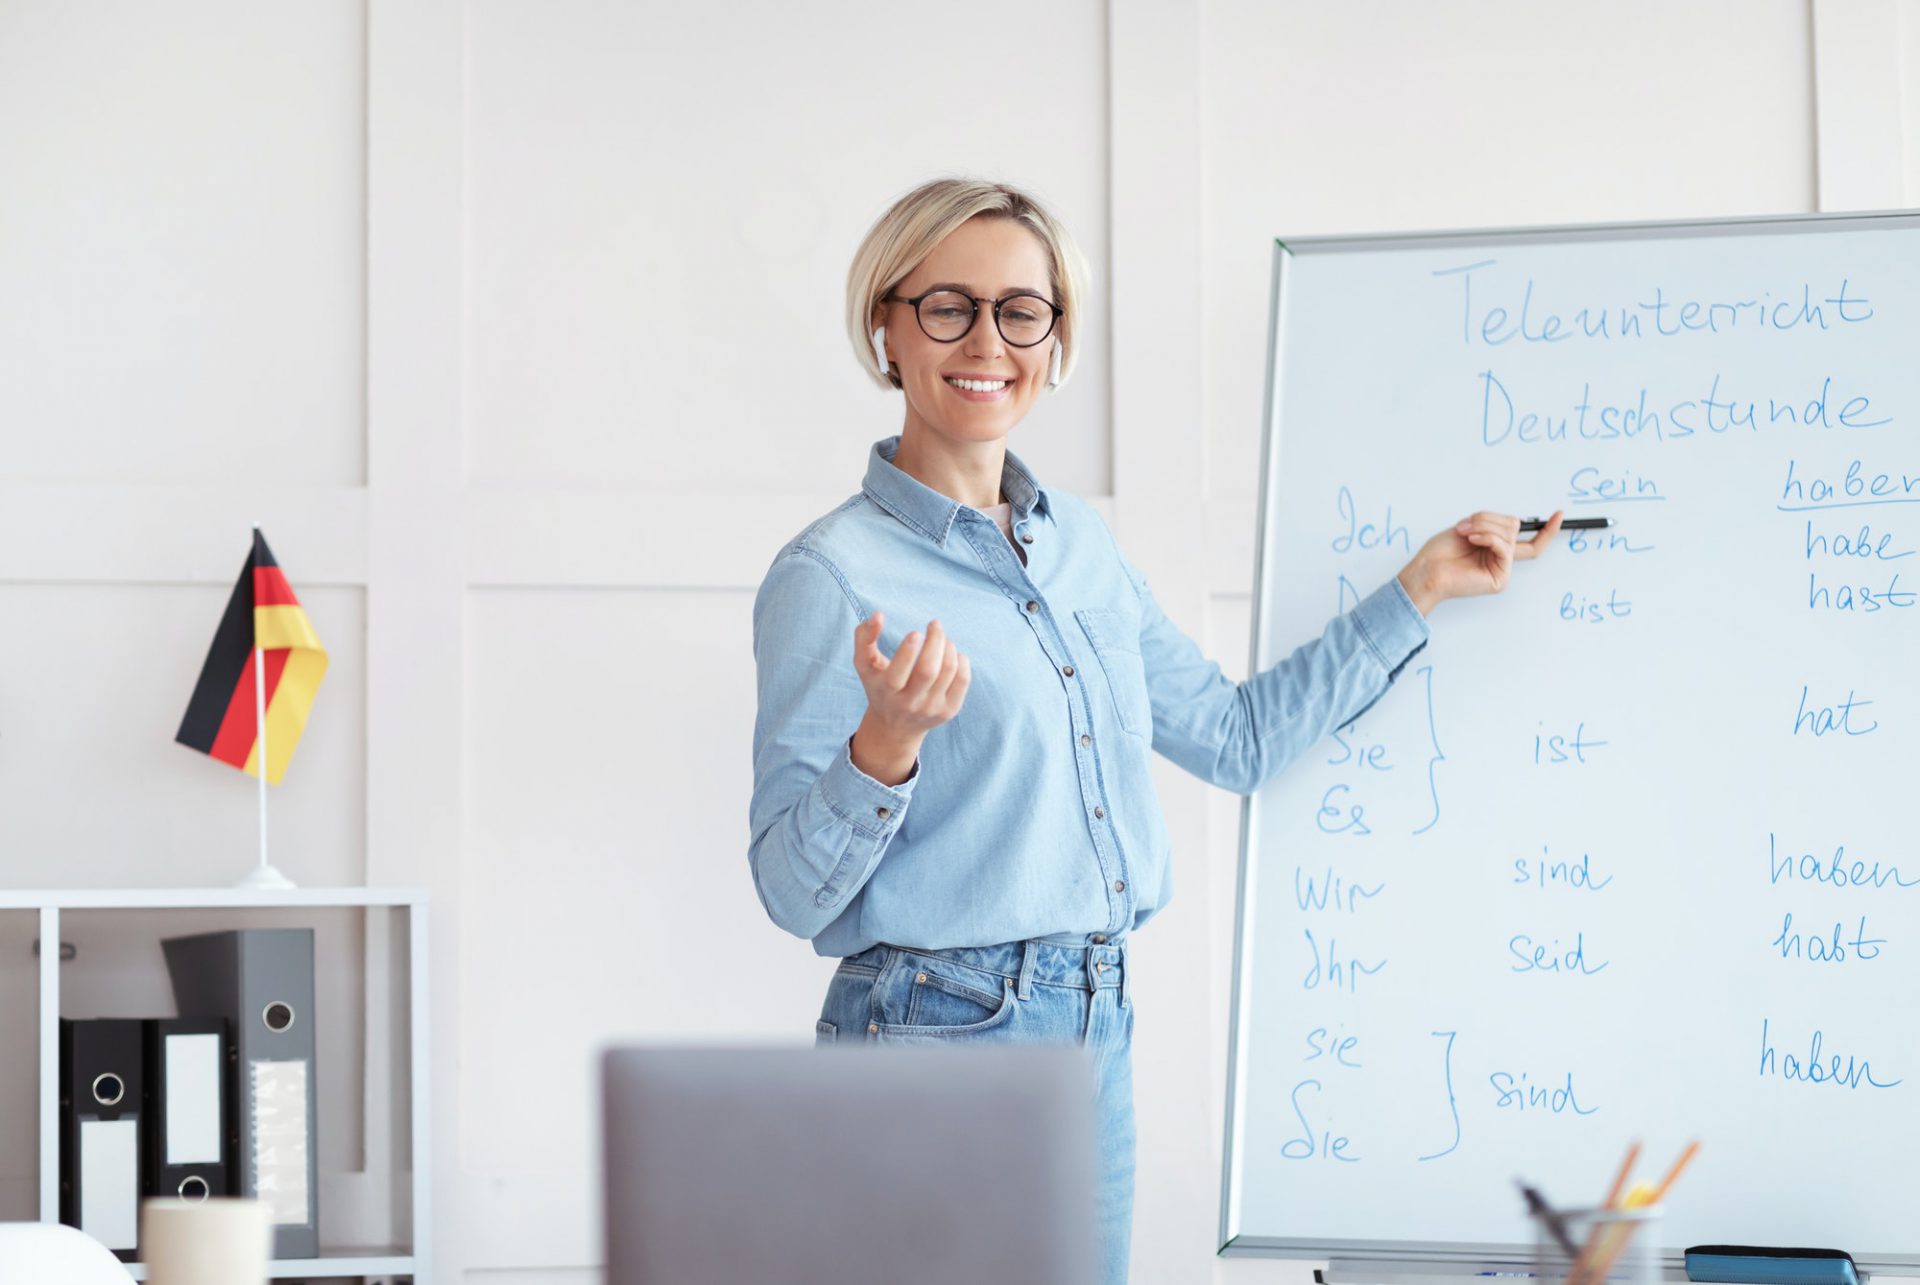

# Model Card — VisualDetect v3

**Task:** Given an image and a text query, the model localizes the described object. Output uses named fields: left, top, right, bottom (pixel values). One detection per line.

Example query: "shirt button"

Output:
left=1080, top=734, right=1092, bottom=748
left=868, top=1023, right=878, bottom=1034
left=1092, top=933, right=1106, bottom=944
left=1062, top=665, right=1075, bottom=677
left=1025, top=600, right=1039, bottom=613
left=1093, top=806, right=1105, bottom=820
left=875, top=806, right=890, bottom=820
left=1020, top=532, right=1034, bottom=544
left=1097, top=961, right=1108, bottom=973
left=1114, top=880, right=1126, bottom=892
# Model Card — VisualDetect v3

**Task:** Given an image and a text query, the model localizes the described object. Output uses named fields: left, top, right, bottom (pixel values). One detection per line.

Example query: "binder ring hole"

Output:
left=262, top=1001, right=295, bottom=1033
left=90, top=1072, right=124, bottom=1107
left=177, top=1175, right=210, bottom=1202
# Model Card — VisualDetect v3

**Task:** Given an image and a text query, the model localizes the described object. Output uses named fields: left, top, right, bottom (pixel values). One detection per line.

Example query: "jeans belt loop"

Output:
left=1120, top=938, right=1133, bottom=1009
left=1016, top=940, right=1038, bottom=1001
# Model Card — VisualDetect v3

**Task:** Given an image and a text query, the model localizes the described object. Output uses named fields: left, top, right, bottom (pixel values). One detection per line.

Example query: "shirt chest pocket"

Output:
left=1074, top=608, right=1152, bottom=740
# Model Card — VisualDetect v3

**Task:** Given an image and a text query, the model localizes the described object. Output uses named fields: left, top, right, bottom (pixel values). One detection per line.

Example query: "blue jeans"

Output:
left=815, top=936, right=1136, bottom=1285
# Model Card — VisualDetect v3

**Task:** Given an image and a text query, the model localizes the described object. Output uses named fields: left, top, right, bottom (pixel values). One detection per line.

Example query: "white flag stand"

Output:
left=235, top=524, right=296, bottom=890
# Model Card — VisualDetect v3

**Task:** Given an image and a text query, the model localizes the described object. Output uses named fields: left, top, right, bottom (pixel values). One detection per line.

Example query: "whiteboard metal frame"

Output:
left=1219, top=208, right=1920, bottom=1270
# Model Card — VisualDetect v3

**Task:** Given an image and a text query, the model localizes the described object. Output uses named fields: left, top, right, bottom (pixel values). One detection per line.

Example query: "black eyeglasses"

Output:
left=883, top=289, right=1063, bottom=347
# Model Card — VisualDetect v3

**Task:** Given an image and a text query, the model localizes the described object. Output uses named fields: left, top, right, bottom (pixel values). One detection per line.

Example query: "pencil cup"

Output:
left=1533, top=1204, right=1661, bottom=1285
left=139, top=1196, right=271, bottom=1285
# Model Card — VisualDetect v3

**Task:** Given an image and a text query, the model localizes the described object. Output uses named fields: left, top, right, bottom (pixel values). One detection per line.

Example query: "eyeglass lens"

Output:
left=914, top=291, right=1056, bottom=346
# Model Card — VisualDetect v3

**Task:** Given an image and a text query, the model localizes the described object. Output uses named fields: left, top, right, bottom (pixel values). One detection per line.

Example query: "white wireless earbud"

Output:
left=871, top=326, right=889, bottom=376
left=1047, top=340, right=1063, bottom=389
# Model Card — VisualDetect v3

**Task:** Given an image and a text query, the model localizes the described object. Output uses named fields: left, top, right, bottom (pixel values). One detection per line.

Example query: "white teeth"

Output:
left=946, top=377, right=1008, bottom=393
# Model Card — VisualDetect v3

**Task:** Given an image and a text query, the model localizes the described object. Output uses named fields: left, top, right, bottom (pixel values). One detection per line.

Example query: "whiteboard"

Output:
left=1222, top=210, right=1920, bottom=1270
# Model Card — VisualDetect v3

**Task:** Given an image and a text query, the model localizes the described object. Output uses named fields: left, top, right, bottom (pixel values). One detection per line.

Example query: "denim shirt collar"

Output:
left=862, top=435, right=1051, bottom=545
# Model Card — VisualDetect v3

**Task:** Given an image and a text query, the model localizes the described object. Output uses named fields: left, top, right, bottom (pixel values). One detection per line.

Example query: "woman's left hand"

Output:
left=1395, top=509, right=1563, bottom=616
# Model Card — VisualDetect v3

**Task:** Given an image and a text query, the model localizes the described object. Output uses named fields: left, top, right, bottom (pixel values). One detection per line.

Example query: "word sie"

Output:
left=1281, top=1079, right=1359, bottom=1162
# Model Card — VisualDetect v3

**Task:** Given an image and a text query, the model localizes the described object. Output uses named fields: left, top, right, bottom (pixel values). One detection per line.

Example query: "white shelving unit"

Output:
left=4, top=887, right=429, bottom=1283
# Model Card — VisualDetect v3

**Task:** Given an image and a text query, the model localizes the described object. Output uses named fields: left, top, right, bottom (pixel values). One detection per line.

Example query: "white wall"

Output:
left=3, top=1, right=1917, bottom=1282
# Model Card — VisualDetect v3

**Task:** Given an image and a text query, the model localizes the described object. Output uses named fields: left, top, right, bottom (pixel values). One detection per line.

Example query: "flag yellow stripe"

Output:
left=254, top=604, right=323, bottom=652
left=239, top=646, right=329, bottom=784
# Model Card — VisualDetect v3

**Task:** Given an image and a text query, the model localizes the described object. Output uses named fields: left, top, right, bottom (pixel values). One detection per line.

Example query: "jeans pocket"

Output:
left=815, top=1019, right=837, bottom=1046
left=872, top=953, right=1019, bottom=1039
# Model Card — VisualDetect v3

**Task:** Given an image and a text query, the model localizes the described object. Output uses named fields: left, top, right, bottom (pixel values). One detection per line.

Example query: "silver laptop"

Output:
left=602, top=1043, right=1100, bottom=1285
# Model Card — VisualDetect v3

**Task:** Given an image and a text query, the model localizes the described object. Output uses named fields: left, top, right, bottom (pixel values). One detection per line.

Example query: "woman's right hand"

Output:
left=849, top=612, right=970, bottom=785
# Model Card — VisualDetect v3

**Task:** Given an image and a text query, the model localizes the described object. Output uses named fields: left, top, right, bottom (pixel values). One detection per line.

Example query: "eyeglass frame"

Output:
left=882, top=288, right=1065, bottom=348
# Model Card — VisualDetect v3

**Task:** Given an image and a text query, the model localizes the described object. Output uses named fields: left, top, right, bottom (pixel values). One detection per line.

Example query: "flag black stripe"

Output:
left=175, top=551, right=256, bottom=751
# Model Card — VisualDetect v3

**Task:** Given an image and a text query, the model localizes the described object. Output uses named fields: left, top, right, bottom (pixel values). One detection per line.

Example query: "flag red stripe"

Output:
left=253, top=564, right=300, bottom=607
left=206, top=648, right=291, bottom=767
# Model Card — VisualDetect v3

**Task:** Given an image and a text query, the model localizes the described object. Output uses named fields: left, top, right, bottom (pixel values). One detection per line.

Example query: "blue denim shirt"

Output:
left=749, top=436, right=1430, bottom=957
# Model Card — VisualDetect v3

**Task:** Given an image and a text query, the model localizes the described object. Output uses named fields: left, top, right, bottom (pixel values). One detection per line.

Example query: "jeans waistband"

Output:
left=847, top=937, right=1132, bottom=1007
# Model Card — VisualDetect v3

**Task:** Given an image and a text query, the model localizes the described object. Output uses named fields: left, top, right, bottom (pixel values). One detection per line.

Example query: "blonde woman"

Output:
left=747, top=177, right=1563, bottom=1283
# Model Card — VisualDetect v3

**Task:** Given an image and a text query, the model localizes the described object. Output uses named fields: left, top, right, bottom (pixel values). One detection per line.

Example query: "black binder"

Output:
left=142, top=1017, right=231, bottom=1204
left=59, top=1018, right=145, bottom=1260
left=162, top=928, right=319, bottom=1259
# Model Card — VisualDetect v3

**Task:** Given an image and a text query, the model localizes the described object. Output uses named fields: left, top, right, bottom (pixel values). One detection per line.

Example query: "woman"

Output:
left=747, top=177, right=1563, bottom=1284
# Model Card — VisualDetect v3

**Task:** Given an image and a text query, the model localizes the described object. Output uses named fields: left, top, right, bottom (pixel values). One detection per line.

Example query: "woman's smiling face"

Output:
left=875, top=215, right=1059, bottom=448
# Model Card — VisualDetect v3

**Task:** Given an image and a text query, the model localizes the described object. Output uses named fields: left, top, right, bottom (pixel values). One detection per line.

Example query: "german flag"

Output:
left=175, top=530, right=328, bottom=785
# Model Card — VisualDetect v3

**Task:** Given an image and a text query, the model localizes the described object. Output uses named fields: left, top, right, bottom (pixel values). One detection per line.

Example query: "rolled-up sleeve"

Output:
left=1130, top=557, right=1429, bottom=796
left=748, top=550, right=918, bottom=940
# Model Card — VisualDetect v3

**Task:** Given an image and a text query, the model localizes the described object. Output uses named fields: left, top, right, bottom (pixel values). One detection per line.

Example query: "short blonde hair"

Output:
left=846, top=177, right=1090, bottom=392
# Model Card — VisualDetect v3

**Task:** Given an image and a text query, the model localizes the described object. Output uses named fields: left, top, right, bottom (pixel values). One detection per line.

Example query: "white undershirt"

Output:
left=980, top=501, right=1026, bottom=564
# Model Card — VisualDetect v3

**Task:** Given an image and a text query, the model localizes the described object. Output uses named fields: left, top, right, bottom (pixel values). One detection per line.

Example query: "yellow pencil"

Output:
left=1601, top=1140, right=1641, bottom=1211
left=1568, top=1142, right=1641, bottom=1285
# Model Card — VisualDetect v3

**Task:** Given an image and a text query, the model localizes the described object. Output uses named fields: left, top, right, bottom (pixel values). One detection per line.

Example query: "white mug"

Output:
left=140, top=1197, right=271, bottom=1285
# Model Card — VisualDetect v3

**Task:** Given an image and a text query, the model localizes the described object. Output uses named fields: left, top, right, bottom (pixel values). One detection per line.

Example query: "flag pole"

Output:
left=236, top=524, right=295, bottom=890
